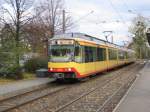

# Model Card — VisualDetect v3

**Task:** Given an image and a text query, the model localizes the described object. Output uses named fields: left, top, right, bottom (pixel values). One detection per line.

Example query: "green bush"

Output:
left=0, top=65, right=23, bottom=79
left=24, top=57, right=48, bottom=73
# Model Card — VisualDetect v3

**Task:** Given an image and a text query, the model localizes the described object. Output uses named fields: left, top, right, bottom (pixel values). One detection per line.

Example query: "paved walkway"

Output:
left=0, top=78, right=53, bottom=96
left=114, top=61, right=150, bottom=112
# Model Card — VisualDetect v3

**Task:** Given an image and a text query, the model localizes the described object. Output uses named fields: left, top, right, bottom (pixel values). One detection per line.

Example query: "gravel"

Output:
left=7, top=62, right=144, bottom=112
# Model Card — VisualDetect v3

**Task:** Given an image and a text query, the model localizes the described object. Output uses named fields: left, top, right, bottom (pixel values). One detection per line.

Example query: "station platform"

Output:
left=114, top=61, right=150, bottom=112
left=0, top=78, right=53, bottom=100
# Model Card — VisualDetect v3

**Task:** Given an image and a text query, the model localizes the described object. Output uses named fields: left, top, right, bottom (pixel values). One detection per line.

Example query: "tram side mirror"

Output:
left=146, top=28, right=150, bottom=45
left=146, top=33, right=150, bottom=44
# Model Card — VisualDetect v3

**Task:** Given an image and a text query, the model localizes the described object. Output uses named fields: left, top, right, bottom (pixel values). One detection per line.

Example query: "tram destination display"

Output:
left=50, top=39, right=74, bottom=45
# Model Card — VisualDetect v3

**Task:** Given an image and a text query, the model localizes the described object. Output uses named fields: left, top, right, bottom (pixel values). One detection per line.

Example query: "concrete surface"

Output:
left=114, top=61, right=150, bottom=112
left=0, top=78, right=53, bottom=99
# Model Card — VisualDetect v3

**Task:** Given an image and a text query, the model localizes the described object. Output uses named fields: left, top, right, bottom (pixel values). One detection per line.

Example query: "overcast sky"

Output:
left=1, top=0, right=150, bottom=45
left=65, top=0, right=150, bottom=45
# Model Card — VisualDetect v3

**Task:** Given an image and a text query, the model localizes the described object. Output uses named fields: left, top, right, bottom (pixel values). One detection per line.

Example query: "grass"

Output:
left=0, top=78, right=16, bottom=85
left=22, top=73, right=36, bottom=80
left=0, top=73, right=36, bottom=85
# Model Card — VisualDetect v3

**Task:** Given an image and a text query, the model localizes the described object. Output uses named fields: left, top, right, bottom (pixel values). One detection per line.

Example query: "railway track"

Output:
left=0, top=62, right=144, bottom=112
left=95, top=66, right=141, bottom=112
left=45, top=63, right=143, bottom=112
left=0, top=83, right=70, bottom=112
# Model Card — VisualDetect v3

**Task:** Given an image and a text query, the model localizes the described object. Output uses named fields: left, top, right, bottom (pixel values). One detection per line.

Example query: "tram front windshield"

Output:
left=50, top=45, right=74, bottom=62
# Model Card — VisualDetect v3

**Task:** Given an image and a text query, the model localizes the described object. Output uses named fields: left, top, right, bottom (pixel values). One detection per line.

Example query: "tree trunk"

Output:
left=15, top=0, right=20, bottom=67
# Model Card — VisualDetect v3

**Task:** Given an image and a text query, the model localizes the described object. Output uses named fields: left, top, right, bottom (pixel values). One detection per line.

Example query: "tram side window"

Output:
left=84, top=46, right=95, bottom=62
left=125, top=52, right=128, bottom=59
left=119, top=50, right=125, bottom=59
left=108, top=49, right=117, bottom=60
left=97, top=48, right=106, bottom=61
left=128, top=52, right=133, bottom=59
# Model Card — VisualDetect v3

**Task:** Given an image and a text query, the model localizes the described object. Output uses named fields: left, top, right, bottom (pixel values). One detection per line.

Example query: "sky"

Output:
left=65, top=0, right=150, bottom=45
left=0, top=0, right=150, bottom=45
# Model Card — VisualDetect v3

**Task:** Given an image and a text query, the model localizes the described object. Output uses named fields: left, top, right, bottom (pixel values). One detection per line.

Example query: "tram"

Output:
left=48, top=33, right=135, bottom=80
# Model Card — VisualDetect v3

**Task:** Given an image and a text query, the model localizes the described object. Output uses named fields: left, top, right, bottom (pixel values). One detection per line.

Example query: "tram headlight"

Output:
left=50, top=68, right=53, bottom=71
left=68, top=68, right=72, bottom=71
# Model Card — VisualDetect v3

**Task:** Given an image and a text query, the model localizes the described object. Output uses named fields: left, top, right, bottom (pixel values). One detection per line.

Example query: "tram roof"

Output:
left=50, top=33, right=134, bottom=52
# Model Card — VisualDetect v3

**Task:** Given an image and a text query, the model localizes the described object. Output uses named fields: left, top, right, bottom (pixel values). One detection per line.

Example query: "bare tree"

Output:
left=23, top=19, right=51, bottom=55
left=0, top=24, right=13, bottom=48
left=22, top=0, right=73, bottom=56
left=0, top=0, right=34, bottom=67
left=36, top=0, right=73, bottom=37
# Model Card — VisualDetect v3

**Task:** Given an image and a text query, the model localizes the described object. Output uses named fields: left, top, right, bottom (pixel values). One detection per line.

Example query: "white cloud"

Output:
left=65, top=0, right=149, bottom=45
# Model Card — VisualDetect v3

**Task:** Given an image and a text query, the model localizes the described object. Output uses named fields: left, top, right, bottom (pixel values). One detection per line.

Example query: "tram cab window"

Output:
left=75, top=46, right=82, bottom=62
left=50, top=45, right=74, bottom=62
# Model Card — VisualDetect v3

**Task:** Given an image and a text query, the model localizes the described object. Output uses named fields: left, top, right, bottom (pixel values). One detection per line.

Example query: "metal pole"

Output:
left=111, top=35, right=113, bottom=43
left=105, top=36, right=108, bottom=42
left=62, top=10, right=65, bottom=33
